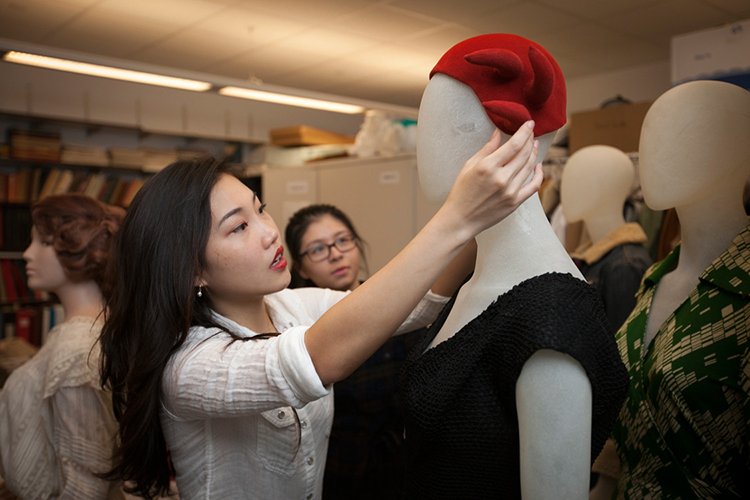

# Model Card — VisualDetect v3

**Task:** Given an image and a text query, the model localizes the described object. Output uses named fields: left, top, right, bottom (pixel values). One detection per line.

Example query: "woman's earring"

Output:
left=197, top=286, right=204, bottom=298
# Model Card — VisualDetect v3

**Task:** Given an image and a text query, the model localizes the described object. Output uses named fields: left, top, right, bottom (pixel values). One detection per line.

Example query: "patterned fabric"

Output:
left=612, top=225, right=750, bottom=499
left=401, top=272, right=628, bottom=499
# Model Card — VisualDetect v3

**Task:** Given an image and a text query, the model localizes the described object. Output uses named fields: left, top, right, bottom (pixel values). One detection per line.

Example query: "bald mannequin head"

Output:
left=561, top=145, right=634, bottom=229
left=639, top=80, right=750, bottom=211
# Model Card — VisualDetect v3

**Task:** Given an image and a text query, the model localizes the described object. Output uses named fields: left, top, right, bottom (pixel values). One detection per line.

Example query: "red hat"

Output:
left=430, top=33, right=566, bottom=136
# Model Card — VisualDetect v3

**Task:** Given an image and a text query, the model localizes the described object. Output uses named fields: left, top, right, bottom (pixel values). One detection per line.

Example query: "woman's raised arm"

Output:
left=306, top=121, right=541, bottom=384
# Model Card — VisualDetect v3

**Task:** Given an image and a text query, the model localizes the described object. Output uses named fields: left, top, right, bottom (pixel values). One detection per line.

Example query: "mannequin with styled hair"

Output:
left=607, top=80, right=750, bottom=498
left=561, top=145, right=651, bottom=335
left=0, top=194, right=125, bottom=499
left=400, top=34, right=627, bottom=499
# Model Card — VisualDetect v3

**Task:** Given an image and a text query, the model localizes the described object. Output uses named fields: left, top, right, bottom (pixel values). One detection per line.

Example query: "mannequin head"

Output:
left=639, top=80, right=750, bottom=211
left=561, top=145, right=634, bottom=224
left=418, top=33, right=566, bottom=202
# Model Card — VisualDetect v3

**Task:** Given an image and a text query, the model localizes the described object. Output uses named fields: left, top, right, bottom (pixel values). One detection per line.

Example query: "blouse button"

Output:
left=277, top=410, right=286, bottom=419
left=306, top=457, right=314, bottom=465
left=300, top=420, right=308, bottom=428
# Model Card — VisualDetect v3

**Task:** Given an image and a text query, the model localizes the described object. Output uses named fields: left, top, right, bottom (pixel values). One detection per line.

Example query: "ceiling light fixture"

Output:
left=2, top=50, right=212, bottom=92
left=219, top=86, right=365, bottom=114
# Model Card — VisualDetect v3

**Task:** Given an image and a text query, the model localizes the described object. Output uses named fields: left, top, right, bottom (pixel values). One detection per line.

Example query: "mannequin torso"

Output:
left=609, top=80, right=750, bottom=499
left=411, top=71, right=621, bottom=499
left=638, top=81, right=750, bottom=346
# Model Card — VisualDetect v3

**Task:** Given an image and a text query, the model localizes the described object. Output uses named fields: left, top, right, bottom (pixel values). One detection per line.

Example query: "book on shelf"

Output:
left=38, top=168, right=62, bottom=200
left=0, top=259, right=19, bottom=302
left=52, top=169, right=75, bottom=195
left=7, top=168, right=32, bottom=204
left=118, top=178, right=145, bottom=207
left=9, top=129, right=61, bottom=162
left=83, top=172, right=107, bottom=199
left=14, top=307, right=41, bottom=346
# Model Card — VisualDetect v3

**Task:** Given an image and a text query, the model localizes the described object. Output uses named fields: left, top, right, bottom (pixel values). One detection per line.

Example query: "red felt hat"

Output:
left=430, top=33, right=566, bottom=136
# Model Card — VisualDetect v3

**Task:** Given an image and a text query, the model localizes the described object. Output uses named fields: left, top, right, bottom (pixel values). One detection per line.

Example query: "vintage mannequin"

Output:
left=418, top=66, right=589, bottom=499
left=561, top=145, right=651, bottom=336
left=641, top=81, right=750, bottom=345
left=561, top=145, right=633, bottom=243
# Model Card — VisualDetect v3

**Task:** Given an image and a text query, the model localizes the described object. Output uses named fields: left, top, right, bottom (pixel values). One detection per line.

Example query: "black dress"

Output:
left=401, top=272, right=628, bottom=499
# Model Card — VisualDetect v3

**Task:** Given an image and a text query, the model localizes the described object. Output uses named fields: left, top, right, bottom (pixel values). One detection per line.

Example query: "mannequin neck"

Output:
left=583, top=211, right=627, bottom=244
left=674, top=190, right=748, bottom=276
left=471, top=194, right=581, bottom=292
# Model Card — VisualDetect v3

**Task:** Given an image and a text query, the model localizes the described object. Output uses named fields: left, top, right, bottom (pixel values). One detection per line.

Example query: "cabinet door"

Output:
left=262, top=167, right=319, bottom=247
left=318, top=157, right=415, bottom=274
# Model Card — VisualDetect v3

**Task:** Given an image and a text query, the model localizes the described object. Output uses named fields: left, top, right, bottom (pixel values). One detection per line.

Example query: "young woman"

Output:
left=99, top=122, right=541, bottom=500
left=0, top=193, right=125, bottom=499
left=285, top=204, right=470, bottom=499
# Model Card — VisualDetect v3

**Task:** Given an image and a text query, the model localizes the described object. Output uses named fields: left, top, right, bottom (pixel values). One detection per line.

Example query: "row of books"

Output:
left=0, top=303, right=64, bottom=347
left=7, top=129, right=208, bottom=170
left=0, top=167, right=146, bottom=208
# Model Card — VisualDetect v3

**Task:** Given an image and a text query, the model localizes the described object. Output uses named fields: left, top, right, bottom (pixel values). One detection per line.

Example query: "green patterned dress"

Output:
left=612, top=225, right=750, bottom=499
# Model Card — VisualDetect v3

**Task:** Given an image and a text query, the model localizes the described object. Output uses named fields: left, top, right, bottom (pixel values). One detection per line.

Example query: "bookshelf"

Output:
left=0, top=114, right=264, bottom=349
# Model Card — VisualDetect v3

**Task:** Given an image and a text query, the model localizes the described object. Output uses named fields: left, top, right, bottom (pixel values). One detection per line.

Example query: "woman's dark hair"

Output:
left=284, top=203, right=368, bottom=288
left=99, top=156, right=242, bottom=498
left=31, top=193, right=125, bottom=296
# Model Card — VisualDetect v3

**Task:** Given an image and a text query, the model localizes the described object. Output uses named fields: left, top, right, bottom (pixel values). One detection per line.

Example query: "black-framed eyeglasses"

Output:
left=301, top=234, right=356, bottom=262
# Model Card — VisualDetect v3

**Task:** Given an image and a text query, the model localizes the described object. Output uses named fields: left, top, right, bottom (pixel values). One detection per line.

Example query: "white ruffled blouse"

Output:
left=0, top=316, right=120, bottom=499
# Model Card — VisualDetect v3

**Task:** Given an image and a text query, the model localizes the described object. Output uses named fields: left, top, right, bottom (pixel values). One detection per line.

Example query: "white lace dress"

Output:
left=0, top=316, right=120, bottom=499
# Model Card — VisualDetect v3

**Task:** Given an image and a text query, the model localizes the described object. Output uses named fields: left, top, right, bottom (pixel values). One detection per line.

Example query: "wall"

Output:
left=566, top=60, right=672, bottom=114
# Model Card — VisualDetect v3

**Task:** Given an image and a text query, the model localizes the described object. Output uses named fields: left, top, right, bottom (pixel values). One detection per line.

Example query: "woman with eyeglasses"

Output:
left=286, top=204, right=461, bottom=499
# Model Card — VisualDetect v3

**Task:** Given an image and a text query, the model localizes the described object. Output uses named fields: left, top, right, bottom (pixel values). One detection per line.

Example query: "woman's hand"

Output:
left=438, top=120, right=541, bottom=241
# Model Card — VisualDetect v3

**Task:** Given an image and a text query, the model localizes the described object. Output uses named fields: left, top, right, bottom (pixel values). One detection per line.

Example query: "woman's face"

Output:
left=296, top=214, right=361, bottom=291
left=23, top=226, right=68, bottom=293
left=200, top=174, right=290, bottom=312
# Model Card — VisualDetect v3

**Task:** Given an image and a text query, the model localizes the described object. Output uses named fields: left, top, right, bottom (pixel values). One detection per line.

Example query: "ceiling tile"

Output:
left=390, top=0, right=516, bottom=24
left=130, top=28, right=251, bottom=72
left=44, top=10, right=182, bottom=57
left=703, top=0, right=750, bottom=16
left=0, top=0, right=97, bottom=41
left=403, top=24, right=478, bottom=56
left=95, top=0, right=225, bottom=26
left=249, top=0, right=375, bottom=25
left=463, top=2, right=582, bottom=39
left=535, top=0, right=663, bottom=21
left=330, top=4, right=443, bottom=42
left=597, top=0, right=737, bottom=43
left=191, top=6, right=307, bottom=46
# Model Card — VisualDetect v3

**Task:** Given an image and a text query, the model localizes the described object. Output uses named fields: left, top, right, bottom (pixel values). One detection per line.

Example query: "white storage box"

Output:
left=671, top=19, right=750, bottom=85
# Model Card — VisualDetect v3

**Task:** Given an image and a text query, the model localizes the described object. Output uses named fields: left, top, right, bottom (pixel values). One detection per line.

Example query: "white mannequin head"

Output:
left=639, top=80, right=750, bottom=211
left=417, top=73, right=556, bottom=202
left=417, top=33, right=567, bottom=203
left=561, top=145, right=634, bottom=224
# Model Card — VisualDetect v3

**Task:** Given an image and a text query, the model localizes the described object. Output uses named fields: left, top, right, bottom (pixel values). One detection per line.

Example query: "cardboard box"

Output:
left=568, top=102, right=652, bottom=154
left=270, top=125, right=354, bottom=147
left=671, top=19, right=750, bottom=85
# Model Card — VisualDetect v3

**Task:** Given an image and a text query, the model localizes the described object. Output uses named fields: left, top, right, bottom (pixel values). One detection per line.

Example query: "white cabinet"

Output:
left=264, top=154, right=441, bottom=274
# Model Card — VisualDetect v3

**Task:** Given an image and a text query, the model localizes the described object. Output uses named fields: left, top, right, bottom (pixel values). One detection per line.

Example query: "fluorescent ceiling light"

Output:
left=219, top=86, right=365, bottom=114
left=2, top=51, right=211, bottom=92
